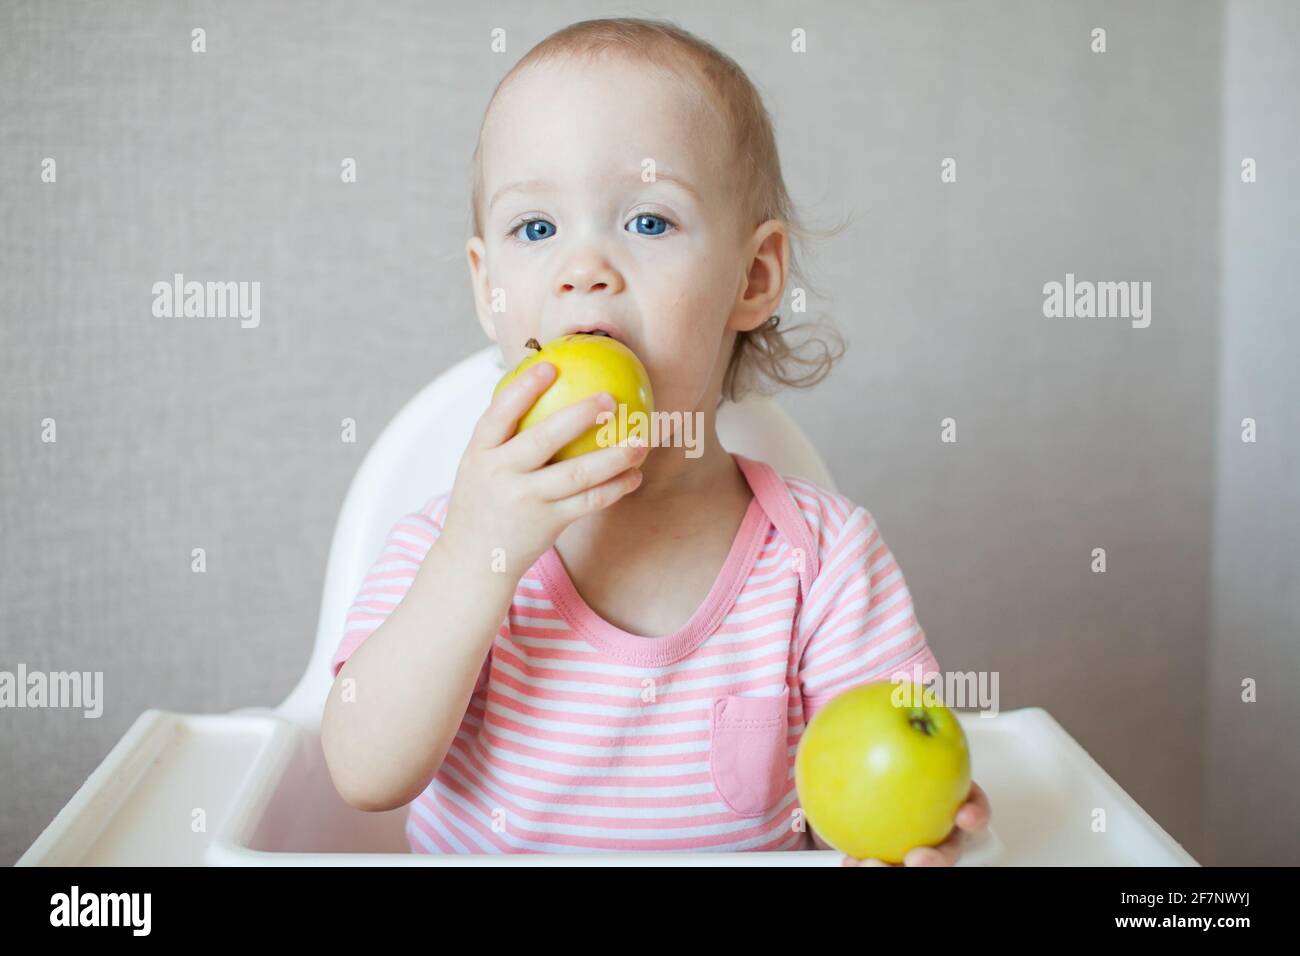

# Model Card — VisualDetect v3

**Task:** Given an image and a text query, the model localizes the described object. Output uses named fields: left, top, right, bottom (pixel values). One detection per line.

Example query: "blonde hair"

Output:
left=469, top=17, right=847, bottom=402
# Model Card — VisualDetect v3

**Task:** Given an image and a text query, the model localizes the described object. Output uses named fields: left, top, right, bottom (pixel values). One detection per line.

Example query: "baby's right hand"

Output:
left=438, top=360, right=650, bottom=578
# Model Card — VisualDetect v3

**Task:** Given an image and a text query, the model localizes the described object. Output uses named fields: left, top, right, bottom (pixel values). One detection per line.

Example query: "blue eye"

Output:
left=512, top=218, right=556, bottom=242
left=626, top=213, right=672, bottom=236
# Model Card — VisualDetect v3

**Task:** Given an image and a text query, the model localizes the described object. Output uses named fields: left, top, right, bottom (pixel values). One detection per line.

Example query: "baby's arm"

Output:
left=320, top=533, right=517, bottom=811
left=321, top=361, right=646, bottom=812
left=319, top=361, right=644, bottom=811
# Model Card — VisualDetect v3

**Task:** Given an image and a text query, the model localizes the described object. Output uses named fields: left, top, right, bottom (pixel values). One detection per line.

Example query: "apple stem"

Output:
left=525, top=338, right=541, bottom=352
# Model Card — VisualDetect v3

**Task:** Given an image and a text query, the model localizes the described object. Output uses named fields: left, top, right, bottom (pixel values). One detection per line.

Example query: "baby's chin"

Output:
left=646, top=382, right=721, bottom=421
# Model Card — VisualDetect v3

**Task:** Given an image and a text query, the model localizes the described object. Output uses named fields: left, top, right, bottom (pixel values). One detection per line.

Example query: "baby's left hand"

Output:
left=841, top=781, right=992, bottom=867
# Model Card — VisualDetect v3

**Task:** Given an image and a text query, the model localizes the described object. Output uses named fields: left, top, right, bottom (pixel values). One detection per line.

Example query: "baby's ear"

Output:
left=731, top=220, right=788, bottom=332
left=465, top=236, right=497, bottom=343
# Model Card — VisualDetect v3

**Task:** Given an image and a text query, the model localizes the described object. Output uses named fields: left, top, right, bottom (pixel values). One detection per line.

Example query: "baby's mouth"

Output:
left=564, top=324, right=626, bottom=345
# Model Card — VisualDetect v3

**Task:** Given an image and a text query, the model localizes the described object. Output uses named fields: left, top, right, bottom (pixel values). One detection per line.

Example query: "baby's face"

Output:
left=468, top=56, right=769, bottom=417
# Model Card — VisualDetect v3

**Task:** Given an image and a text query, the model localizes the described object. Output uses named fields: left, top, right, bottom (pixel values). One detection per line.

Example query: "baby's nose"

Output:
left=556, top=251, right=624, bottom=296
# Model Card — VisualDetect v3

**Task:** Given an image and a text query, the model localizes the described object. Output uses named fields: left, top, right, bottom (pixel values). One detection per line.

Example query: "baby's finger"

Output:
left=954, top=781, right=992, bottom=832
left=473, top=362, right=557, bottom=450
left=551, top=464, right=644, bottom=520
left=904, top=827, right=965, bottom=867
left=503, top=391, right=617, bottom=473
left=841, top=856, right=892, bottom=867
left=531, top=439, right=648, bottom=501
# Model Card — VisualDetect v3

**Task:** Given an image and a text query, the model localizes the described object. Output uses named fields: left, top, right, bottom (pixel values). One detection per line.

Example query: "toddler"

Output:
left=321, top=17, right=989, bottom=864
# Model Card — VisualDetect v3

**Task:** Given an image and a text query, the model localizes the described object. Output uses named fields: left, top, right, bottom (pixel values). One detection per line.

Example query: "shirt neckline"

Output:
left=534, top=452, right=775, bottom=667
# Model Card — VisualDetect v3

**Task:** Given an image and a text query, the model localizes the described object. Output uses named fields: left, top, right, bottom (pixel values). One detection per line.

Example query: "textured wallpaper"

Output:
left=1, top=0, right=1295, bottom=868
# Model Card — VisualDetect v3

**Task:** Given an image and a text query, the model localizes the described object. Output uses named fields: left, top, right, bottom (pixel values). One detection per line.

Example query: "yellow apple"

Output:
left=493, top=333, right=655, bottom=462
left=795, top=679, right=971, bottom=862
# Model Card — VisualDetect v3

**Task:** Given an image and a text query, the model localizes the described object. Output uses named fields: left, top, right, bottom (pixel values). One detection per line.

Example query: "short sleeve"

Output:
left=329, top=494, right=452, bottom=679
left=795, top=506, right=940, bottom=726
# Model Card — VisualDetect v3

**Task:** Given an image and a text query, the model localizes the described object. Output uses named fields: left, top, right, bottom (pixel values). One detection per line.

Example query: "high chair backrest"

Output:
left=276, top=345, right=837, bottom=728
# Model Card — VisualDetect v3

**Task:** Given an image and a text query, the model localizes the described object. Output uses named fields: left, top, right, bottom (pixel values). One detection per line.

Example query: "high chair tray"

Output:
left=18, top=705, right=1197, bottom=866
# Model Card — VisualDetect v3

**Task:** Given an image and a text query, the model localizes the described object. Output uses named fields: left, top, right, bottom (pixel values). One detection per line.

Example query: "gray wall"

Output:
left=1, top=0, right=1294, bottom=866
left=1204, top=0, right=1300, bottom=867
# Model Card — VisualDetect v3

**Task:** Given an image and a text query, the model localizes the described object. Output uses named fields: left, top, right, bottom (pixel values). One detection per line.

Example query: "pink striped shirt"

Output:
left=330, top=452, right=941, bottom=853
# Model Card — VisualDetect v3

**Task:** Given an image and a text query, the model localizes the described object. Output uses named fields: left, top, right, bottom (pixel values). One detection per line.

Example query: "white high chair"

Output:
left=18, top=347, right=1197, bottom=866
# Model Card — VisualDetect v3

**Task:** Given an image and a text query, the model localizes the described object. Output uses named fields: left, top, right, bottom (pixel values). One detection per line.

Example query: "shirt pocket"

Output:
left=708, top=685, right=792, bottom=817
